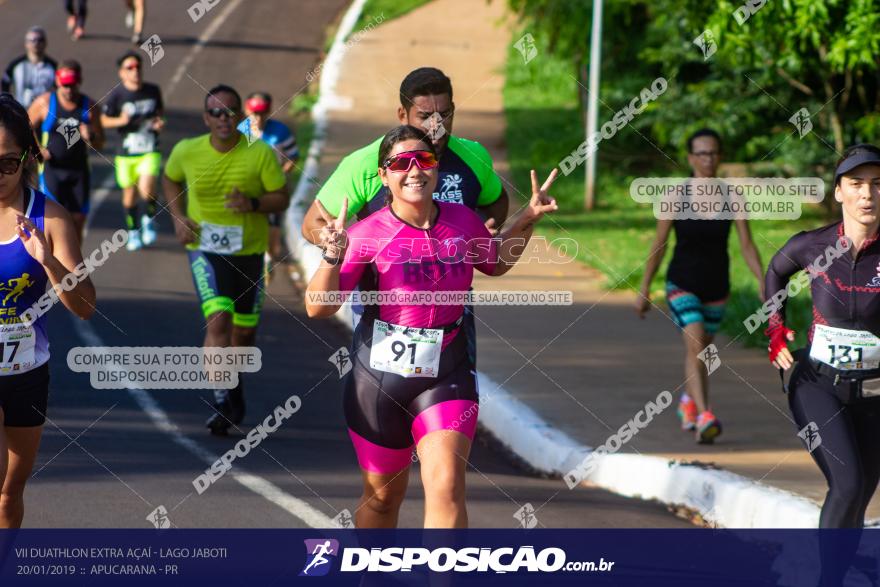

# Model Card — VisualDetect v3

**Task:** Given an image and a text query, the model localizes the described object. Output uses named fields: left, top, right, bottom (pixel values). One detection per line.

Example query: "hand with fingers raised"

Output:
left=16, top=215, right=52, bottom=266
left=315, top=198, right=348, bottom=264
left=523, top=168, right=559, bottom=225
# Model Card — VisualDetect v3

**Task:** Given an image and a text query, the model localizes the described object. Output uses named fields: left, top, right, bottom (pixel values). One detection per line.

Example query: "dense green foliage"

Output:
left=500, top=0, right=877, bottom=347
left=505, top=0, right=880, bottom=182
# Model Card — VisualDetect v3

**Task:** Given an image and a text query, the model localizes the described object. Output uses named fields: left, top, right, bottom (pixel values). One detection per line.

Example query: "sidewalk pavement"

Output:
left=293, top=0, right=868, bottom=523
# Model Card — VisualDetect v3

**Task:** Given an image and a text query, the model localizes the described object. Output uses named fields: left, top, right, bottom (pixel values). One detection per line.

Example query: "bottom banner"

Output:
left=0, top=529, right=877, bottom=586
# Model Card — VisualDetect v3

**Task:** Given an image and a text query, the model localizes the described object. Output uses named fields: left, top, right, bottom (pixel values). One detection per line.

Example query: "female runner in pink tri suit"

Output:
left=307, top=124, right=558, bottom=528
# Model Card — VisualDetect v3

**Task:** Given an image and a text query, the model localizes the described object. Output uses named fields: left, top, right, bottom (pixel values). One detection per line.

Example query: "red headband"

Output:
left=56, top=68, right=81, bottom=87
left=246, top=97, right=270, bottom=113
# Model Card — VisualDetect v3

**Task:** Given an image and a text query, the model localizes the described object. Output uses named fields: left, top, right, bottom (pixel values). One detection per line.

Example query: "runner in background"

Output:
left=27, top=60, right=104, bottom=242
left=101, top=51, right=163, bottom=251
left=0, top=94, right=96, bottom=528
left=239, top=92, right=298, bottom=272
left=124, top=0, right=147, bottom=45
left=163, top=85, right=288, bottom=436
left=635, top=129, right=764, bottom=444
left=64, top=0, right=88, bottom=40
left=1, top=28, right=57, bottom=109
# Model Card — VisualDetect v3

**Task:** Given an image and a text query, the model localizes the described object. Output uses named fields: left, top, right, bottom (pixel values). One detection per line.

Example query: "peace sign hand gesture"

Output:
left=524, top=168, right=559, bottom=223
left=315, top=198, right=348, bottom=261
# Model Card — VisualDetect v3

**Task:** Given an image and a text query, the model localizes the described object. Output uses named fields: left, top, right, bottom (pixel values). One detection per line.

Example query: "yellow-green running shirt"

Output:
left=164, top=134, right=286, bottom=255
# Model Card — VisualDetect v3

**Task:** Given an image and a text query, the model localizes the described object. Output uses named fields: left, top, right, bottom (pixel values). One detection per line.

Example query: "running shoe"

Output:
left=141, top=215, right=157, bottom=246
left=696, top=411, right=722, bottom=444
left=125, top=9, right=134, bottom=28
left=205, top=401, right=234, bottom=436
left=67, top=15, right=76, bottom=33
left=131, top=33, right=142, bottom=45
left=72, top=27, right=84, bottom=41
left=678, top=393, right=697, bottom=431
left=126, top=229, right=143, bottom=251
left=228, top=386, right=246, bottom=425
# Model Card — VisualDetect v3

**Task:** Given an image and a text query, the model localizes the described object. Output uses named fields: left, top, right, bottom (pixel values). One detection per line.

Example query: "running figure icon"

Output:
left=1, top=273, right=34, bottom=305
left=301, top=540, right=335, bottom=575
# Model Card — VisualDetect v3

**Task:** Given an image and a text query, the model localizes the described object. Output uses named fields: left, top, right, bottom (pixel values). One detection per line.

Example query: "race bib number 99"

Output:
left=810, top=324, right=880, bottom=370
left=199, top=222, right=243, bottom=255
left=370, top=320, right=443, bottom=378
left=0, top=323, right=36, bottom=373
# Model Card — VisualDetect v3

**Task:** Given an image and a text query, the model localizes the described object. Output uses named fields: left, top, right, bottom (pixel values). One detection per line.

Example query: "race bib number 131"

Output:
left=810, top=324, right=880, bottom=370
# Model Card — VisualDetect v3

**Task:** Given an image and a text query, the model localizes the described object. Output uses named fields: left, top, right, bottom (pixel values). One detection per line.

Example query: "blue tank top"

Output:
left=0, top=188, right=50, bottom=375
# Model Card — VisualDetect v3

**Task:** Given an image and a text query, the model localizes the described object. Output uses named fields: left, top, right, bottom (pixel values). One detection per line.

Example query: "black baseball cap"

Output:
left=835, top=144, right=880, bottom=185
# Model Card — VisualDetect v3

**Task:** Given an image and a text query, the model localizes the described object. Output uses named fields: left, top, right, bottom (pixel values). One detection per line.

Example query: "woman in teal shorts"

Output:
left=635, top=129, right=764, bottom=443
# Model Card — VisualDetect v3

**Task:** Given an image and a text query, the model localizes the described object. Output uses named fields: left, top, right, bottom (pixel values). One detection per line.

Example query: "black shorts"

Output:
left=0, top=363, right=50, bottom=427
left=42, top=166, right=90, bottom=215
left=187, top=250, right=265, bottom=328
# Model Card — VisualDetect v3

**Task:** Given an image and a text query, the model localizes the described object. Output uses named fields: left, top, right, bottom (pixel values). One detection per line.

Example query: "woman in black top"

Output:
left=636, top=129, right=764, bottom=443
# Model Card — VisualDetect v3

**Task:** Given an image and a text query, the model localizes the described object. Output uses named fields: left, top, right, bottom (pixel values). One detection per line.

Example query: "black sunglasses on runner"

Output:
left=205, top=107, right=240, bottom=119
left=0, top=152, right=27, bottom=175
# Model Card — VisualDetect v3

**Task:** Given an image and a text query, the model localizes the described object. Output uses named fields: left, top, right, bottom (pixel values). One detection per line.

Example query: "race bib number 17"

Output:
left=0, top=323, right=36, bottom=373
left=370, top=320, right=443, bottom=378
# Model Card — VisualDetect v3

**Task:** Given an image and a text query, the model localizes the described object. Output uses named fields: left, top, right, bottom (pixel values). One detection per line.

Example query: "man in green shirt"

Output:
left=163, top=84, right=289, bottom=435
left=302, top=67, right=508, bottom=230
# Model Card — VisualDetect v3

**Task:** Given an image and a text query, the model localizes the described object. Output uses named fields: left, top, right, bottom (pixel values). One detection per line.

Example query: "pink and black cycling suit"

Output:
left=338, top=201, right=497, bottom=474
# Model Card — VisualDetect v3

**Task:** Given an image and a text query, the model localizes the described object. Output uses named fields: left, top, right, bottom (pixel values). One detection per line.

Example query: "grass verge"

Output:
left=351, top=0, right=433, bottom=37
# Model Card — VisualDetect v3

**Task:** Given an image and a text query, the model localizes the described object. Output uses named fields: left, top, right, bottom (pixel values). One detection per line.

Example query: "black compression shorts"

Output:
left=42, top=166, right=91, bottom=215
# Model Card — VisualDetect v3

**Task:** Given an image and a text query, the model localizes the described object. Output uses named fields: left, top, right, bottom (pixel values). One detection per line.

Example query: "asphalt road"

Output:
left=0, top=0, right=689, bottom=529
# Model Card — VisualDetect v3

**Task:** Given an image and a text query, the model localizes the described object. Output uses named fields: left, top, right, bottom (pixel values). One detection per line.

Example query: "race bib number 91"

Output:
left=0, top=323, right=36, bottom=373
left=370, top=320, right=443, bottom=378
left=810, top=324, right=880, bottom=370
left=199, top=222, right=243, bottom=255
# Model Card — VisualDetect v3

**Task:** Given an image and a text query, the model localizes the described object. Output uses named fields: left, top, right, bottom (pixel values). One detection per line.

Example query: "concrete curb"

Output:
left=284, top=0, right=822, bottom=529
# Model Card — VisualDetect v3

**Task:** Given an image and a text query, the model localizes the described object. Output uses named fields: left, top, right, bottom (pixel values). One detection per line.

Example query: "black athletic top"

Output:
left=765, top=222, right=880, bottom=343
left=101, top=83, right=163, bottom=156
left=667, top=219, right=732, bottom=301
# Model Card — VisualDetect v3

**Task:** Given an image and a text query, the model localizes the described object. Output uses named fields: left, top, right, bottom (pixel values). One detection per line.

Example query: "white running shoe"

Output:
left=125, top=9, right=134, bottom=28
left=126, top=229, right=143, bottom=251
left=141, top=215, right=157, bottom=246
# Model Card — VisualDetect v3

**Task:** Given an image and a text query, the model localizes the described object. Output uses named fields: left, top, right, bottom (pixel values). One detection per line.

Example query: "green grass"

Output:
left=502, top=33, right=826, bottom=349
left=350, top=0, right=433, bottom=38
left=287, top=90, right=317, bottom=188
